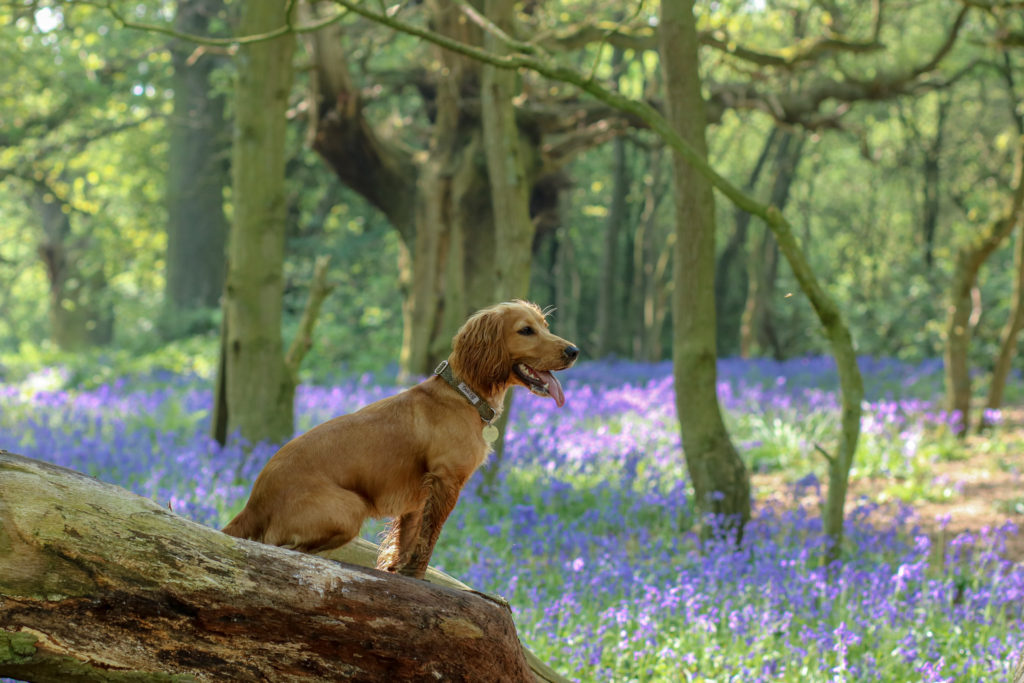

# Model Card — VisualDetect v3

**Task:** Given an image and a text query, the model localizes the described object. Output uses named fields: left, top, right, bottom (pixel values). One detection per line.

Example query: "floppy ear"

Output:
left=450, top=307, right=511, bottom=398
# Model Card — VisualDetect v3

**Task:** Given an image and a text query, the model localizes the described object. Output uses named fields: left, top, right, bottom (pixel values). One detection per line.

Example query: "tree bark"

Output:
left=482, top=0, right=535, bottom=303
left=659, top=0, right=751, bottom=533
left=739, top=225, right=782, bottom=359
left=716, top=127, right=777, bottom=357
left=30, top=184, right=114, bottom=351
left=0, top=451, right=534, bottom=683
left=594, top=48, right=629, bottom=359
left=739, top=131, right=804, bottom=360
left=984, top=63, right=1024, bottom=421
left=164, top=0, right=229, bottom=333
left=630, top=149, right=670, bottom=361
left=986, top=220, right=1024, bottom=417
left=944, top=133, right=1024, bottom=435
left=218, top=0, right=296, bottom=444
left=920, top=96, right=949, bottom=270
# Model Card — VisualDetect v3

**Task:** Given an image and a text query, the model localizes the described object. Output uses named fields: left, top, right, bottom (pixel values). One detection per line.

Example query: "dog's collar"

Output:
left=434, top=360, right=496, bottom=423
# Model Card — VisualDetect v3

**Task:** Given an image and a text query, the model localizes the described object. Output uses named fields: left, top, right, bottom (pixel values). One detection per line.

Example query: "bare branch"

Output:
left=701, top=30, right=884, bottom=69
left=86, top=0, right=347, bottom=47
left=536, top=21, right=658, bottom=53
left=542, top=119, right=627, bottom=173
left=285, top=255, right=334, bottom=377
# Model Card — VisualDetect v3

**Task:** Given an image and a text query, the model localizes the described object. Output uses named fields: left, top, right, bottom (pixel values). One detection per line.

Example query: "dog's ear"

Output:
left=450, top=307, right=511, bottom=397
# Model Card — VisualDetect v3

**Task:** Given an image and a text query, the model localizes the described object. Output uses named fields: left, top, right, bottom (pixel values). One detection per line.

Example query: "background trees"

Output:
left=1, top=0, right=1022, bottom=533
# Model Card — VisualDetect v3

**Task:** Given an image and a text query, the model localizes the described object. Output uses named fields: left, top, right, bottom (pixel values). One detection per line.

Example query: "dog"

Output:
left=222, top=300, right=579, bottom=579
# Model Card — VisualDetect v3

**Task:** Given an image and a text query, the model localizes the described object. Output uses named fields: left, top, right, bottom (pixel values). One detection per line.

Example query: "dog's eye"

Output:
left=517, top=326, right=535, bottom=336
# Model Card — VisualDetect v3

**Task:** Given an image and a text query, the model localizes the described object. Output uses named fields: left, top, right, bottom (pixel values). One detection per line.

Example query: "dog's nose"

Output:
left=564, top=345, right=580, bottom=361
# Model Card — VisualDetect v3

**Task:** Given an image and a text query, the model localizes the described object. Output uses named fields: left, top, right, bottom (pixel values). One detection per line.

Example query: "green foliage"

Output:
left=0, top=335, right=219, bottom=388
left=1, top=0, right=1022, bottom=403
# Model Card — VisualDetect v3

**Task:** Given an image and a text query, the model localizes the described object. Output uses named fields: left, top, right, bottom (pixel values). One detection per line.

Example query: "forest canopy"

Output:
left=1, top=0, right=1020, bottom=379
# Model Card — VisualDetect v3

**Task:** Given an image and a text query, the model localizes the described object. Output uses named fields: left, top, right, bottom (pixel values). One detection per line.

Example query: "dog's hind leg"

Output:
left=266, top=489, right=369, bottom=554
left=399, top=472, right=462, bottom=579
left=376, top=509, right=423, bottom=573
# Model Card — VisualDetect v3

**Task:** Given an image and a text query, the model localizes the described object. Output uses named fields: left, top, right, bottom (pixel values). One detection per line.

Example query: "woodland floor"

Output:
left=753, top=406, right=1024, bottom=564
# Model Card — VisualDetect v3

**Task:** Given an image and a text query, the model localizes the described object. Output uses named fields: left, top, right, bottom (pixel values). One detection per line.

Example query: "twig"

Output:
left=90, top=0, right=347, bottom=47
left=285, top=255, right=334, bottom=377
left=585, top=1, right=647, bottom=82
left=452, top=0, right=542, bottom=57
left=813, top=443, right=836, bottom=466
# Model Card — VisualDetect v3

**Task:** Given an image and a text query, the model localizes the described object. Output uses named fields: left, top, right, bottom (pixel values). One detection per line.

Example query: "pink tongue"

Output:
left=537, top=370, right=565, bottom=407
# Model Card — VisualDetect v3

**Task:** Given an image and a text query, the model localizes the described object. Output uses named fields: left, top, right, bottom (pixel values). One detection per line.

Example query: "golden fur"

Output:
left=222, top=300, right=578, bottom=578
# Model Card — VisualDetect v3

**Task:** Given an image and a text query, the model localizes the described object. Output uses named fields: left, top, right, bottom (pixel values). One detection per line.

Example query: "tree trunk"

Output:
left=740, top=131, right=803, bottom=359
left=739, top=225, right=783, bottom=359
left=482, top=0, right=534, bottom=303
left=308, top=0, right=503, bottom=378
left=0, top=451, right=534, bottom=683
left=659, top=0, right=751, bottom=534
left=944, top=133, right=1024, bottom=436
left=984, top=65, right=1024, bottom=422
left=986, top=220, right=1024, bottom=417
left=164, top=0, right=229, bottom=335
left=217, top=0, right=296, bottom=445
left=554, top=228, right=581, bottom=345
left=715, top=127, right=777, bottom=357
left=630, top=149, right=670, bottom=361
left=31, top=184, right=114, bottom=351
left=594, top=48, right=628, bottom=359
left=920, top=96, right=949, bottom=270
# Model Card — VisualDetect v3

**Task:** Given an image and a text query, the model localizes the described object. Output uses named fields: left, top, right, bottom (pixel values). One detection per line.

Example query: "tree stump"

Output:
left=0, top=451, right=534, bottom=682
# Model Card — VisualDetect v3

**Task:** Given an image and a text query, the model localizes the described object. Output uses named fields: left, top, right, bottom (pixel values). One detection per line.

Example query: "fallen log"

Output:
left=0, top=450, right=537, bottom=682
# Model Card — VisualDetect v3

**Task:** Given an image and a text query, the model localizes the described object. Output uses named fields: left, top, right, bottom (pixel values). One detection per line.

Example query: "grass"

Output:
left=1, top=356, right=1022, bottom=681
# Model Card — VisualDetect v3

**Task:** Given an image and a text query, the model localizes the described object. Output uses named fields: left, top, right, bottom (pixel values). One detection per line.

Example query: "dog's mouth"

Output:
left=514, top=363, right=566, bottom=407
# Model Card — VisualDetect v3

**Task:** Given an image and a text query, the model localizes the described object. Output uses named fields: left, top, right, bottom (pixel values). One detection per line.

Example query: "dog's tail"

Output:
left=222, top=506, right=261, bottom=541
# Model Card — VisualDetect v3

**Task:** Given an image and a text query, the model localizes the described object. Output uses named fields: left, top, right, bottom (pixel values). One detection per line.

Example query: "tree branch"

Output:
left=0, top=117, right=155, bottom=186
left=536, top=21, right=658, bottom=53
left=285, top=255, right=334, bottom=377
left=89, top=0, right=347, bottom=48
left=701, top=30, right=884, bottom=68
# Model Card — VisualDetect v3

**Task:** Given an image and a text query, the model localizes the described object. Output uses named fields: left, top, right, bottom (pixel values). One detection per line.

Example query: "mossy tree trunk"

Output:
left=0, top=451, right=537, bottom=683
left=215, top=0, right=296, bottom=445
left=659, top=0, right=751, bottom=534
left=163, top=0, right=229, bottom=336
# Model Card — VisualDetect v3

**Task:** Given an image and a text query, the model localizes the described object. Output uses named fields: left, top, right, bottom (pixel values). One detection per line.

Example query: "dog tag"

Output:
left=482, top=424, right=499, bottom=444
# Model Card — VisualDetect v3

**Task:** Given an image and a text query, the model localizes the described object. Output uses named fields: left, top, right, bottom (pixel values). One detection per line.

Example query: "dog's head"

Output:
left=450, top=300, right=579, bottom=405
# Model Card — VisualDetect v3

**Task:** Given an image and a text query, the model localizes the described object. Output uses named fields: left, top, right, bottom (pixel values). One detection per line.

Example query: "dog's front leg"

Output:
left=376, top=509, right=422, bottom=573
left=399, top=471, right=462, bottom=579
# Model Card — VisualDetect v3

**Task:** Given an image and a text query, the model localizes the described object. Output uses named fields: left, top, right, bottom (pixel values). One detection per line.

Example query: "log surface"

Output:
left=0, top=451, right=533, bottom=682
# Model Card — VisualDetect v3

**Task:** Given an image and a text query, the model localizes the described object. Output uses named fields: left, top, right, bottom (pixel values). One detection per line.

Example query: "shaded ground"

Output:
left=754, top=407, right=1024, bottom=563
